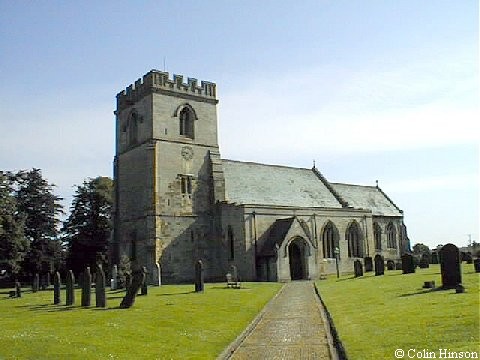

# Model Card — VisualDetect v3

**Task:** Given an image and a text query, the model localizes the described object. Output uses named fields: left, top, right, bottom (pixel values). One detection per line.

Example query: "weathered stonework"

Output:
left=111, top=70, right=410, bottom=284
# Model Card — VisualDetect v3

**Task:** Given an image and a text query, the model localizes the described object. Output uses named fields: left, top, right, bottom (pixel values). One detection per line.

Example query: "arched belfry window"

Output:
left=322, top=221, right=339, bottom=259
left=346, top=221, right=363, bottom=258
left=128, top=111, right=139, bottom=145
left=179, top=107, right=194, bottom=138
left=386, top=222, right=397, bottom=249
left=374, top=222, right=382, bottom=250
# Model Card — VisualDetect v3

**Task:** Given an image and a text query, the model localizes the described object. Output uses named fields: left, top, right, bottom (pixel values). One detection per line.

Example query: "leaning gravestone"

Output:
left=419, top=254, right=430, bottom=268
left=95, top=264, right=107, bottom=308
left=81, top=267, right=91, bottom=307
left=364, top=257, right=373, bottom=272
left=66, top=270, right=75, bottom=306
left=374, top=255, right=385, bottom=276
left=120, top=267, right=146, bottom=309
left=402, top=254, right=415, bottom=274
left=53, top=271, right=61, bottom=304
left=439, top=243, right=462, bottom=289
left=195, top=260, right=204, bottom=292
left=474, top=259, right=480, bottom=273
left=354, top=260, right=363, bottom=277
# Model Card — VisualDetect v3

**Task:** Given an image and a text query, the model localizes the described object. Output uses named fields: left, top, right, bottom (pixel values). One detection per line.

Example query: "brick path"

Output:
left=227, top=281, right=332, bottom=360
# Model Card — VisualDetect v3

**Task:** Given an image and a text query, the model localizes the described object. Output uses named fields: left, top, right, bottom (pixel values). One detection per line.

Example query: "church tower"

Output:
left=112, top=70, right=223, bottom=283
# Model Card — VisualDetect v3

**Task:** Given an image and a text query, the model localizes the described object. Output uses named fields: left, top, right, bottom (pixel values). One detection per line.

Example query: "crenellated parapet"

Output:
left=116, top=70, right=217, bottom=111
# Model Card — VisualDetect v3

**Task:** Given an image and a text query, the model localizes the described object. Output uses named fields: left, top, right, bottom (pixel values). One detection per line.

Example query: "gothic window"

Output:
left=346, top=222, right=363, bottom=258
left=322, top=221, right=339, bottom=259
left=228, top=225, right=234, bottom=260
left=386, top=222, right=397, bottom=249
left=128, top=112, right=139, bottom=145
left=180, top=175, right=192, bottom=196
left=179, top=107, right=194, bottom=138
left=374, top=222, right=382, bottom=251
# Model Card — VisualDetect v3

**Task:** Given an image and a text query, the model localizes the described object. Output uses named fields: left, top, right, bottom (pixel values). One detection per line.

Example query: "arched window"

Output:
left=128, top=112, right=138, bottom=145
left=322, top=221, right=339, bottom=259
left=179, top=107, right=194, bottom=138
left=386, top=222, right=397, bottom=249
left=346, top=222, right=363, bottom=258
left=374, top=222, right=382, bottom=251
left=228, top=226, right=234, bottom=260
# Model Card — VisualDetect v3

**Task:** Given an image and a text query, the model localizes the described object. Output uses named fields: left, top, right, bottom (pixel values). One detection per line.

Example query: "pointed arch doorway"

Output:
left=288, top=237, right=308, bottom=280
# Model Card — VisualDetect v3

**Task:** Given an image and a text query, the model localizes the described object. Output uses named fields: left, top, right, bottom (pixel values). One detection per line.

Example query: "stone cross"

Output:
left=195, top=260, right=204, bottom=292
left=439, top=243, right=462, bottom=289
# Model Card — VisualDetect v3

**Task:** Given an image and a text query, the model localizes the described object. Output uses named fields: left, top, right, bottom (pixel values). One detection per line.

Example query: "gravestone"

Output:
left=401, top=254, right=415, bottom=274
left=120, top=267, right=146, bottom=309
left=474, top=259, right=480, bottom=273
left=32, top=273, right=40, bottom=293
left=439, top=243, right=462, bottom=289
left=195, top=260, right=204, bottom=292
left=15, top=281, right=22, bottom=298
left=354, top=260, right=363, bottom=277
left=141, top=267, right=148, bottom=295
left=66, top=270, right=75, bottom=306
left=95, top=264, right=107, bottom=308
left=395, top=262, right=402, bottom=270
left=111, top=264, right=118, bottom=290
left=156, top=263, right=161, bottom=286
left=364, top=257, right=373, bottom=272
left=374, top=255, right=384, bottom=276
left=81, top=267, right=91, bottom=307
left=419, top=254, right=430, bottom=268
left=53, top=271, right=61, bottom=304
left=386, top=260, right=395, bottom=270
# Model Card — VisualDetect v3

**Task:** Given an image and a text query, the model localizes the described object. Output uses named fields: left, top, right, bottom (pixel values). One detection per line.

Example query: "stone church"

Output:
left=111, top=70, right=410, bottom=284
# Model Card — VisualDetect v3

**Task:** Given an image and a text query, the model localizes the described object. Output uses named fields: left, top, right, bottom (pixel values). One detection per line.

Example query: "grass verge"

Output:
left=0, top=282, right=282, bottom=359
left=316, top=264, right=479, bottom=359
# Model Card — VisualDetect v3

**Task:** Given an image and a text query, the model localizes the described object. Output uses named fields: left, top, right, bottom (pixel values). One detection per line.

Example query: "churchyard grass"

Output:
left=316, top=264, right=479, bottom=359
left=0, top=282, right=282, bottom=359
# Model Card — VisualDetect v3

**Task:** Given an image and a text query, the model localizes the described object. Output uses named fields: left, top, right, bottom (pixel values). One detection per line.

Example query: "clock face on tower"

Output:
left=181, top=146, right=194, bottom=160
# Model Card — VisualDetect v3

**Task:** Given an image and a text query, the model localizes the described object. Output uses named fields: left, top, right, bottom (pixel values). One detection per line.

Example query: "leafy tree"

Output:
left=63, top=177, right=113, bottom=276
left=0, top=172, right=28, bottom=276
left=15, top=169, right=63, bottom=275
left=412, top=243, right=431, bottom=256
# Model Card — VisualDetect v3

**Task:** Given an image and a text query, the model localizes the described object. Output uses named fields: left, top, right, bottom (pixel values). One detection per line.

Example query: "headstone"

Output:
left=423, top=281, right=435, bottom=289
left=81, top=267, right=91, bottom=307
left=386, top=260, right=395, bottom=271
left=395, top=262, right=402, bottom=270
left=141, top=267, right=148, bottom=295
left=32, top=273, right=40, bottom=293
left=439, top=243, right=462, bottom=289
left=95, top=264, right=107, bottom=308
left=374, top=255, right=384, bottom=276
left=66, top=270, right=75, bottom=306
left=53, top=272, right=61, bottom=304
left=120, top=267, right=146, bottom=309
left=156, top=263, right=161, bottom=286
left=111, top=264, right=118, bottom=290
left=419, top=254, right=430, bottom=268
left=474, top=259, right=480, bottom=273
left=15, top=281, right=22, bottom=298
left=354, top=260, right=363, bottom=277
left=195, top=260, right=204, bottom=292
left=364, top=257, right=373, bottom=272
left=401, top=254, right=415, bottom=274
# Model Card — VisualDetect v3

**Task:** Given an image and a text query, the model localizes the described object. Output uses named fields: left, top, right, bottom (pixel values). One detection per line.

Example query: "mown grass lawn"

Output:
left=316, top=264, right=479, bottom=359
left=0, top=282, right=282, bottom=359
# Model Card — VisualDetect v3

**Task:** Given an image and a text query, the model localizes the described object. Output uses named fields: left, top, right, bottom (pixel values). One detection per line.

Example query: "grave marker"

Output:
left=374, top=255, right=384, bottom=276
left=439, top=243, right=462, bottom=289
left=195, top=260, right=204, bottom=292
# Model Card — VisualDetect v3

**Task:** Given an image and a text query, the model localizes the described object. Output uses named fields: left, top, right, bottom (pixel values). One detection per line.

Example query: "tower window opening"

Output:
left=179, top=107, right=194, bottom=138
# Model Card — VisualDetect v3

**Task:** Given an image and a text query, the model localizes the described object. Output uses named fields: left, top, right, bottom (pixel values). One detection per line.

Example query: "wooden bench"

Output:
left=226, top=273, right=240, bottom=289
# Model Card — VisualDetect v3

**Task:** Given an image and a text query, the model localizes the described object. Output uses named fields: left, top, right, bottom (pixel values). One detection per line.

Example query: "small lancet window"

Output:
left=180, top=175, right=192, bottom=195
left=179, top=107, right=194, bottom=138
left=386, top=222, right=397, bottom=249
left=346, top=222, right=363, bottom=258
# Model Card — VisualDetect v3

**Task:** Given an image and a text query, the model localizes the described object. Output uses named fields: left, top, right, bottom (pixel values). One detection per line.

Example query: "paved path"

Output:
left=229, top=281, right=332, bottom=360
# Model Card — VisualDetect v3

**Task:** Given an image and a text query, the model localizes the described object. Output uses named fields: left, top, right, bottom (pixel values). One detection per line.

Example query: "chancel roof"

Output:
left=331, top=183, right=402, bottom=217
left=221, top=160, right=343, bottom=208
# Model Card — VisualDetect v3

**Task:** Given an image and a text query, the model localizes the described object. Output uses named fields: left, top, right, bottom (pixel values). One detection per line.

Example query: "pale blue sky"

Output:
left=0, top=1, right=478, bottom=248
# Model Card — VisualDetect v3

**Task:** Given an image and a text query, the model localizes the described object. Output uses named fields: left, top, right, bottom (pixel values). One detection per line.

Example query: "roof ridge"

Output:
left=221, top=158, right=311, bottom=171
left=332, top=182, right=378, bottom=189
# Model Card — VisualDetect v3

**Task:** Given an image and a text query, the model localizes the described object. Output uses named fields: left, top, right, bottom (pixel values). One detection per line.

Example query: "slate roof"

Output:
left=221, top=160, right=343, bottom=208
left=331, top=183, right=402, bottom=217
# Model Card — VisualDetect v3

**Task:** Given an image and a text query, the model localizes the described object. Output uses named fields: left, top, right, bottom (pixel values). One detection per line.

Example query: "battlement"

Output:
left=116, top=70, right=217, bottom=111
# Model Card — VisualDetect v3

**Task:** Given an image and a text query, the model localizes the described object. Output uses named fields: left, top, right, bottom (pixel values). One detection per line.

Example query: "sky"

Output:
left=0, top=1, right=478, bottom=249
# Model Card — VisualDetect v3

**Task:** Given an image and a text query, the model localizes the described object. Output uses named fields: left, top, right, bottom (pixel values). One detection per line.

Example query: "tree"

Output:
left=15, top=169, right=63, bottom=275
left=412, top=243, right=431, bottom=256
left=63, top=177, right=113, bottom=276
left=0, top=172, right=28, bottom=276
